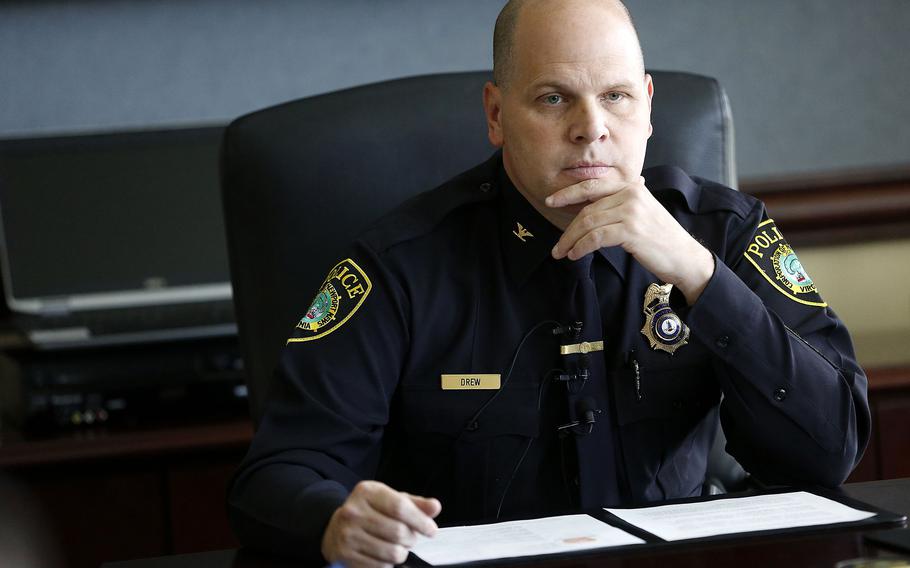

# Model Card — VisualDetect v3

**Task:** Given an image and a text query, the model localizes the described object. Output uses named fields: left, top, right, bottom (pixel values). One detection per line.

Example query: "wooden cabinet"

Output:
left=847, top=366, right=910, bottom=483
left=0, top=420, right=252, bottom=568
left=1, top=366, right=908, bottom=567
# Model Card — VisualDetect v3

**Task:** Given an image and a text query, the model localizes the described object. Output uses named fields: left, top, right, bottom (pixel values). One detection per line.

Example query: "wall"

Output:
left=1, top=0, right=908, bottom=179
left=2, top=1, right=907, bottom=365
left=799, top=239, right=910, bottom=368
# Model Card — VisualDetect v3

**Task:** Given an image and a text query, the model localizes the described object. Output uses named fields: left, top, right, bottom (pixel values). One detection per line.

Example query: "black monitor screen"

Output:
left=0, top=127, right=230, bottom=301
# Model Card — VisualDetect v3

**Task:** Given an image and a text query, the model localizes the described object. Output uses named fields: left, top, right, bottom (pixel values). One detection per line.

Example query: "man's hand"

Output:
left=321, top=480, right=442, bottom=568
left=547, top=177, right=714, bottom=305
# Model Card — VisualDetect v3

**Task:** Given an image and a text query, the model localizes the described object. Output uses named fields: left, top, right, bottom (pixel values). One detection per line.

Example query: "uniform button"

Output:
left=715, top=335, right=730, bottom=349
left=467, top=420, right=479, bottom=431
left=479, top=182, right=491, bottom=193
left=773, top=388, right=787, bottom=402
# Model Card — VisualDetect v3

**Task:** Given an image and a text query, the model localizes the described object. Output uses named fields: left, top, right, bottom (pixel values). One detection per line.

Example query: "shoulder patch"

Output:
left=288, top=258, right=373, bottom=343
left=742, top=219, right=827, bottom=307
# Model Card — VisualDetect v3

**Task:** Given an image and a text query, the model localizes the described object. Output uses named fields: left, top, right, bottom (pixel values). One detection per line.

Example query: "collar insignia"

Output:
left=641, top=282, right=689, bottom=354
left=512, top=222, right=534, bottom=242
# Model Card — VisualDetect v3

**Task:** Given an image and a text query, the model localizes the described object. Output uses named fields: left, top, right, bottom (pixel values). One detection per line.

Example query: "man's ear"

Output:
left=483, top=81, right=505, bottom=148
left=644, top=73, right=654, bottom=139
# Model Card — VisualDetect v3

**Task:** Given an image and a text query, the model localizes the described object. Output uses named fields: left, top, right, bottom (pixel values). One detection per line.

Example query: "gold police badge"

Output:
left=641, top=282, right=689, bottom=354
left=288, top=258, right=372, bottom=343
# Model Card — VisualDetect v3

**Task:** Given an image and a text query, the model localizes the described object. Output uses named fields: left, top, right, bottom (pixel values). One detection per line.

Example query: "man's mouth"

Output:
left=562, top=162, right=613, bottom=180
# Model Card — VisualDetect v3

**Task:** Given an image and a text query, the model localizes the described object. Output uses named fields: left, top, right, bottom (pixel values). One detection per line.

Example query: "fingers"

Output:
left=553, top=207, right=625, bottom=260
left=546, top=176, right=643, bottom=208
left=331, top=528, right=407, bottom=568
left=367, top=485, right=438, bottom=537
left=323, top=481, right=441, bottom=568
left=325, top=507, right=408, bottom=568
left=407, top=494, right=443, bottom=518
left=558, top=224, right=621, bottom=261
left=342, top=549, right=395, bottom=568
left=353, top=529, right=411, bottom=566
left=361, top=511, right=418, bottom=548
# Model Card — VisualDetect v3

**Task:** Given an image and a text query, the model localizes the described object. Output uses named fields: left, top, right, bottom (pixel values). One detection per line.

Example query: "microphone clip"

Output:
left=552, top=321, right=583, bottom=340
left=552, top=366, right=589, bottom=393
left=557, top=398, right=602, bottom=437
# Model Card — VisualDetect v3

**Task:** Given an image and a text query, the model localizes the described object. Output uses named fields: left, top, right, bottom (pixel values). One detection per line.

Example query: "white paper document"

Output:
left=605, top=491, right=876, bottom=542
left=410, top=513, right=644, bottom=565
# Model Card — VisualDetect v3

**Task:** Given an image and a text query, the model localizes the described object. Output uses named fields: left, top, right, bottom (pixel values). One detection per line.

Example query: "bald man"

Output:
left=228, top=2, right=869, bottom=567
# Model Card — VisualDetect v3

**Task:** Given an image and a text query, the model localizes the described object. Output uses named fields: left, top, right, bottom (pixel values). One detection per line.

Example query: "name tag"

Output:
left=440, top=374, right=501, bottom=390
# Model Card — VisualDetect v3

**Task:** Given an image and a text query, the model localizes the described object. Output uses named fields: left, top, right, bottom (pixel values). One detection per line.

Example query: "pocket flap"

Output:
left=613, top=364, right=720, bottom=425
left=398, top=382, right=540, bottom=439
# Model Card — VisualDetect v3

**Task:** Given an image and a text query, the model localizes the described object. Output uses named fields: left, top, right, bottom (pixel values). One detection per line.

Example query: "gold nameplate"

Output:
left=560, top=340, right=604, bottom=355
left=441, top=374, right=502, bottom=390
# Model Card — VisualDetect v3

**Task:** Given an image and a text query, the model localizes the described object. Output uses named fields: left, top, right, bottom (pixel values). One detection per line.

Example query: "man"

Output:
left=228, top=1, right=870, bottom=566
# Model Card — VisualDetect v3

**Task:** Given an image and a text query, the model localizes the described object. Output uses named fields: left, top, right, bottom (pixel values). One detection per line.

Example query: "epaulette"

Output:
left=645, top=165, right=756, bottom=219
left=358, top=153, right=501, bottom=253
left=690, top=175, right=758, bottom=220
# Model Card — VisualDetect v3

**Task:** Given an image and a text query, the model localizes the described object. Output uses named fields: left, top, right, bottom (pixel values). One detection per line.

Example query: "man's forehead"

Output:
left=514, top=0, right=635, bottom=38
left=525, top=66, right=642, bottom=92
left=510, top=0, right=643, bottom=76
left=512, top=38, right=644, bottom=89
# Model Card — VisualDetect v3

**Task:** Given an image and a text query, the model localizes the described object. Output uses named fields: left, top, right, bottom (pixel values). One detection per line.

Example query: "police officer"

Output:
left=228, top=1, right=870, bottom=566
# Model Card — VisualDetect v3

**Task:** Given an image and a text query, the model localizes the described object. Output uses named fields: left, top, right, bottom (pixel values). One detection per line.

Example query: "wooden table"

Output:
left=101, top=478, right=910, bottom=568
left=0, top=418, right=253, bottom=568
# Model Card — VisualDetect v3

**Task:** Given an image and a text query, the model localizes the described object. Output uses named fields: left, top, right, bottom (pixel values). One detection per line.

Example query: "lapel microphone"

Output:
left=557, top=396, right=601, bottom=436
left=552, top=321, right=583, bottom=338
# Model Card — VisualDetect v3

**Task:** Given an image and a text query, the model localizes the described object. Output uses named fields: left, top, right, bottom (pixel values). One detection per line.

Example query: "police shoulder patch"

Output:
left=288, top=258, right=373, bottom=343
left=742, top=219, right=826, bottom=307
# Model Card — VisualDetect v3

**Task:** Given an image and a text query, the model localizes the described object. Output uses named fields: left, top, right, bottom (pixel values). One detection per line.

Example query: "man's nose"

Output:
left=569, top=99, right=610, bottom=144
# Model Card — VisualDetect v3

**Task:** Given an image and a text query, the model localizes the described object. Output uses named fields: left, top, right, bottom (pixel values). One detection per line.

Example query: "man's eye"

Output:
left=542, top=94, right=563, bottom=105
left=605, top=92, right=625, bottom=102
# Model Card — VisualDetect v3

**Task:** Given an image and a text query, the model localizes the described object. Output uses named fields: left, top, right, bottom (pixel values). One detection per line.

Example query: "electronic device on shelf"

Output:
left=10, top=336, right=248, bottom=433
left=0, top=126, right=254, bottom=432
left=0, top=125, right=234, bottom=350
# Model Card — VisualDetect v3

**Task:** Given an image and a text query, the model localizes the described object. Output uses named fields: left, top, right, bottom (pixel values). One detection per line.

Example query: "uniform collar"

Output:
left=499, top=163, right=561, bottom=286
left=498, top=160, right=628, bottom=286
left=642, top=164, right=701, bottom=213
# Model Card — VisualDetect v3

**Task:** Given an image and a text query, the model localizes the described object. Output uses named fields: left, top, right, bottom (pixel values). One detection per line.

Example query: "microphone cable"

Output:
left=460, top=319, right=562, bottom=433
left=492, top=321, right=589, bottom=518
left=494, top=366, right=562, bottom=519
left=419, top=319, right=561, bottom=497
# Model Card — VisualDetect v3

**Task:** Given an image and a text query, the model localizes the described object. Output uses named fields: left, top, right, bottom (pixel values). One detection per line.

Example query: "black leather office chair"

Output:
left=220, top=70, right=747, bottom=491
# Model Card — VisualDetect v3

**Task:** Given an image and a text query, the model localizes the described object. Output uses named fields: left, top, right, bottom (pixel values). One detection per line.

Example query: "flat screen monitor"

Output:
left=0, top=126, right=231, bottom=314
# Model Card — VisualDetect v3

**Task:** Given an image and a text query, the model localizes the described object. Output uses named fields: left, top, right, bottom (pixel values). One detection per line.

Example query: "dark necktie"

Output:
left=561, top=253, right=621, bottom=507
left=592, top=254, right=625, bottom=335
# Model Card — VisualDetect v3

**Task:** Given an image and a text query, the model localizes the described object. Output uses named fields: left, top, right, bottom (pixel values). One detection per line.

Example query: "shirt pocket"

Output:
left=393, top=381, right=541, bottom=519
left=613, top=362, right=719, bottom=424
left=397, top=382, right=540, bottom=440
left=612, top=362, right=720, bottom=501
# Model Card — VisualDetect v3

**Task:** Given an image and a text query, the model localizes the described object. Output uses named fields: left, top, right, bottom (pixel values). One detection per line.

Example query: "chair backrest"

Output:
left=220, top=70, right=736, bottom=424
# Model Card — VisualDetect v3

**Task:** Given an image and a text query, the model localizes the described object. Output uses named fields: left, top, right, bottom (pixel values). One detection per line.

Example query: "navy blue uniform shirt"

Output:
left=228, top=153, right=870, bottom=561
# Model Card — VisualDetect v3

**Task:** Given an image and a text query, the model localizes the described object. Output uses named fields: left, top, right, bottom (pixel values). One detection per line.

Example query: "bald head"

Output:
left=492, top=0, right=644, bottom=88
